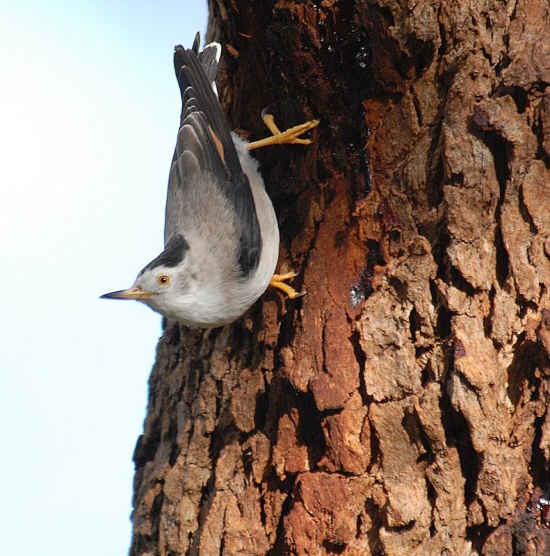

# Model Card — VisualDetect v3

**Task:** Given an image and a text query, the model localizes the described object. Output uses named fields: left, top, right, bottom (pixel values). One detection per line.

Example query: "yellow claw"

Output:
left=269, top=272, right=306, bottom=299
left=248, top=114, right=319, bottom=151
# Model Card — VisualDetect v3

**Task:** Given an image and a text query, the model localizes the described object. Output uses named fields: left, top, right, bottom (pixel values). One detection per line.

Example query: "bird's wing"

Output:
left=164, top=42, right=261, bottom=277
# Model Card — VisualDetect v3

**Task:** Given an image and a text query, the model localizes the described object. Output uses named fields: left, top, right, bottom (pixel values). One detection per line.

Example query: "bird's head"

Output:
left=101, top=234, right=192, bottom=317
left=100, top=267, right=174, bottom=304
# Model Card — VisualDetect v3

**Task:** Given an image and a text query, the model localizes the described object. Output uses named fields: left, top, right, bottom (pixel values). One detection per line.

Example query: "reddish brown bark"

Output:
left=130, top=1, right=550, bottom=554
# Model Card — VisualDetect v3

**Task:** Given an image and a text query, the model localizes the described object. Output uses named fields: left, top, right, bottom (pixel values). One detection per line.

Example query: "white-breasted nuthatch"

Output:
left=101, top=35, right=318, bottom=328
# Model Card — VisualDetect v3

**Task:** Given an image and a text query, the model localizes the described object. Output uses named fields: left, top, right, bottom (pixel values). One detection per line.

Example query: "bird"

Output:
left=101, top=35, right=318, bottom=328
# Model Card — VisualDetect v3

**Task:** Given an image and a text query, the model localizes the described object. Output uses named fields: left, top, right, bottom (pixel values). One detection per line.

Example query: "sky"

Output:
left=0, top=1, right=207, bottom=554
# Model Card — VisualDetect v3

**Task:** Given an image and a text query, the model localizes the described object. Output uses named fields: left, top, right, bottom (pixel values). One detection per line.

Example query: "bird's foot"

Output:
left=269, top=272, right=306, bottom=299
left=248, top=114, right=319, bottom=151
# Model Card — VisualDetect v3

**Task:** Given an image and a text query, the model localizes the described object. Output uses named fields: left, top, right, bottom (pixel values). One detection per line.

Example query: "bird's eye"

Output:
left=157, top=274, right=170, bottom=286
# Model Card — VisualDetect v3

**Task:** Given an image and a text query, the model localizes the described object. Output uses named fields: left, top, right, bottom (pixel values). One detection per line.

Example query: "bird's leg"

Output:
left=250, top=112, right=315, bottom=298
left=269, top=271, right=306, bottom=299
left=247, top=114, right=319, bottom=151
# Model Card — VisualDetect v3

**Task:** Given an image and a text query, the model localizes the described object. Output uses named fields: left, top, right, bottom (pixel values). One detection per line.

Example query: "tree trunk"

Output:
left=130, top=1, right=550, bottom=554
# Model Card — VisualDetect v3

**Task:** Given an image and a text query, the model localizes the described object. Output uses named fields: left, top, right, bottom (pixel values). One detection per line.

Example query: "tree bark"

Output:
left=130, top=1, right=550, bottom=554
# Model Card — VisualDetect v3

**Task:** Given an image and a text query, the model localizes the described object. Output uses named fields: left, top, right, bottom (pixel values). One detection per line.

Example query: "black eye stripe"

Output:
left=140, top=235, right=190, bottom=276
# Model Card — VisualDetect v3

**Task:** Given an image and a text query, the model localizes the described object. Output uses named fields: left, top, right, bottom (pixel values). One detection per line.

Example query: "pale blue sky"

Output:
left=0, top=1, right=207, bottom=554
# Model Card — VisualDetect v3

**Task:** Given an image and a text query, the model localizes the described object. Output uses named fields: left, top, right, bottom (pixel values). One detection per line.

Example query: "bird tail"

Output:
left=189, top=32, right=221, bottom=96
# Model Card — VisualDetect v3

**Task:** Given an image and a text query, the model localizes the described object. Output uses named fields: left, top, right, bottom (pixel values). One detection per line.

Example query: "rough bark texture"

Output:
left=130, top=1, right=550, bottom=554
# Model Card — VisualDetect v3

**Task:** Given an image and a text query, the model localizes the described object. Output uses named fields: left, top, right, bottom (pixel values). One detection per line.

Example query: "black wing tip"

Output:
left=173, top=39, right=220, bottom=118
left=174, top=34, right=221, bottom=70
left=173, top=43, right=201, bottom=84
left=174, top=32, right=201, bottom=66
left=174, top=31, right=199, bottom=53
left=173, top=44, right=190, bottom=68
left=192, top=32, right=200, bottom=53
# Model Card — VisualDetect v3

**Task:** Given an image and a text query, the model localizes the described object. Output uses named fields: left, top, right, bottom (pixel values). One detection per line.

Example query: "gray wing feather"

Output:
left=165, top=41, right=261, bottom=276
